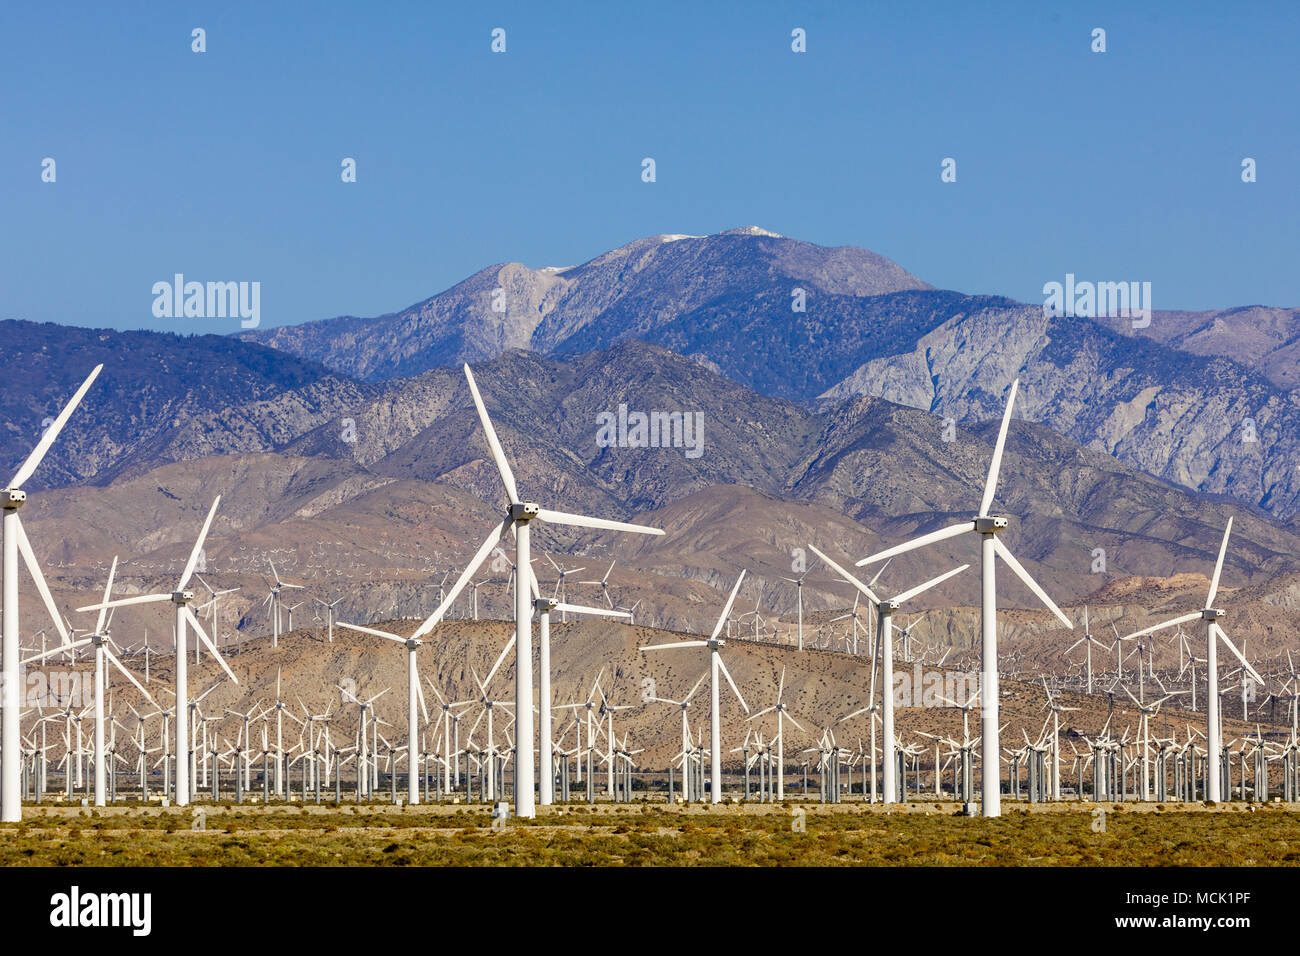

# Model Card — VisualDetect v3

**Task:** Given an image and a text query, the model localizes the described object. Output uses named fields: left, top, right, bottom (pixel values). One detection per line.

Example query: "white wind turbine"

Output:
left=746, top=666, right=808, bottom=799
left=528, top=569, right=631, bottom=806
left=195, top=575, right=240, bottom=654
left=1062, top=606, right=1112, bottom=695
left=411, top=364, right=663, bottom=818
left=641, top=571, right=750, bottom=803
left=314, top=597, right=343, bottom=642
left=77, top=497, right=238, bottom=806
left=2, top=363, right=102, bottom=821
left=811, top=544, right=968, bottom=805
left=1116, top=518, right=1261, bottom=802
left=264, top=559, right=304, bottom=647
left=854, top=379, right=1073, bottom=817
left=335, top=620, right=430, bottom=805
left=646, top=672, right=709, bottom=800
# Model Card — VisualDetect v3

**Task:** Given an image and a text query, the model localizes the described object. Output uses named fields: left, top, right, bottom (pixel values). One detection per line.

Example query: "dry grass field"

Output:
left=3, top=801, right=1298, bottom=867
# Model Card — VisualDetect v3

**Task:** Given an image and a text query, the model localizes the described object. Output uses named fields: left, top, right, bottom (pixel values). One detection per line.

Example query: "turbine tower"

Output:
left=2, top=363, right=102, bottom=821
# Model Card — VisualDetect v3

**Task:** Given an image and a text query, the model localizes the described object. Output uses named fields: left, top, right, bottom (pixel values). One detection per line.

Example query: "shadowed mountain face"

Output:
left=0, top=319, right=339, bottom=490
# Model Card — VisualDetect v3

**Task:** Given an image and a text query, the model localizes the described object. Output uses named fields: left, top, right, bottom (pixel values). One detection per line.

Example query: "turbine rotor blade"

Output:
left=337, top=622, right=406, bottom=644
left=535, top=508, right=664, bottom=536
left=979, top=379, right=1019, bottom=517
left=14, top=518, right=71, bottom=643
left=710, top=571, right=747, bottom=640
left=991, top=537, right=1072, bottom=628
left=178, top=497, right=222, bottom=591
left=1206, top=518, right=1233, bottom=608
left=717, top=657, right=748, bottom=713
left=411, top=517, right=512, bottom=639
left=95, top=556, right=119, bottom=636
left=855, top=521, right=970, bottom=567
left=9, top=364, right=103, bottom=489
left=808, top=545, right=881, bottom=606
left=463, top=364, right=520, bottom=505
left=184, top=606, right=238, bottom=684
left=890, top=563, right=970, bottom=606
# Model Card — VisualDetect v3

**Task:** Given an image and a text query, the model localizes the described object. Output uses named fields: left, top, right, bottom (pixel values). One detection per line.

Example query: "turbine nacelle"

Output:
left=1201, top=608, right=1225, bottom=622
left=509, top=502, right=540, bottom=521
left=974, top=516, right=1008, bottom=534
left=172, top=590, right=195, bottom=605
left=533, top=597, right=558, bottom=613
left=2, top=488, right=27, bottom=509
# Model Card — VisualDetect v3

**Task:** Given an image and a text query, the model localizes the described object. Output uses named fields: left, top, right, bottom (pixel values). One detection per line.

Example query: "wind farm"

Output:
left=4, top=6, right=1298, bottom=891
left=5, top=345, right=1300, bottom=872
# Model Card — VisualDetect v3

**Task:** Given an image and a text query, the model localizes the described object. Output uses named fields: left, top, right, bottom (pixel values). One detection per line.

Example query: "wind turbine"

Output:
left=811, top=544, right=968, bottom=805
left=416, top=364, right=663, bottom=819
left=746, top=666, right=808, bottom=799
left=647, top=673, right=708, bottom=801
left=579, top=561, right=617, bottom=609
left=641, top=571, right=750, bottom=803
left=335, top=620, right=430, bottom=805
left=195, top=575, right=240, bottom=653
left=264, top=559, right=304, bottom=647
left=529, top=571, right=631, bottom=806
left=313, top=597, right=342, bottom=642
left=77, top=497, right=238, bottom=807
left=1117, top=518, right=1261, bottom=802
left=1062, top=606, right=1112, bottom=695
left=854, top=379, right=1073, bottom=817
left=2, top=363, right=102, bottom=821
left=779, top=556, right=818, bottom=651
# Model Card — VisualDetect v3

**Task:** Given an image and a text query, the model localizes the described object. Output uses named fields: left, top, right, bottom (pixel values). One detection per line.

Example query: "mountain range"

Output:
left=5, top=226, right=1300, bottom=664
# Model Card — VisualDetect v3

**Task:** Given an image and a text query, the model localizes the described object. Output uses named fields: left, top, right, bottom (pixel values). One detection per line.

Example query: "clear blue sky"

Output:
left=3, top=1, right=1296, bottom=333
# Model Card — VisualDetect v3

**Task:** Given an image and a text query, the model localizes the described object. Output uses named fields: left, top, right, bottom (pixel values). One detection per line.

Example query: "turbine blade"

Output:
left=104, top=648, right=159, bottom=710
left=411, top=517, right=512, bottom=639
left=178, top=497, right=221, bottom=590
left=337, top=622, right=406, bottom=644
left=710, top=571, right=747, bottom=640
left=76, top=593, right=170, bottom=613
left=483, top=635, right=516, bottom=690
left=9, top=364, right=103, bottom=489
left=890, top=563, right=970, bottom=606
left=95, top=556, right=119, bottom=636
left=717, top=657, right=748, bottom=713
left=641, top=641, right=708, bottom=652
left=979, top=378, right=1019, bottom=517
left=1214, top=624, right=1263, bottom=687
left=463, top=363, right=520, bottom=505
left=14, top=518, right=70, bottom=643
left=991, top=537, right=1072, bottom=628
left=535, top=508, right=664, bottom=536
left=1206, top=518, right=1233, bottom=608
left=809, top=544, right=881, bottom=606
left=415, top=669, right=428, bottom=725
left=184, top=606, right=238, bottom=684
left=855, top=521, right=970, bottom=567
left=553, top=603, right=630, bottom=619
left=1119, top=611, right=1202, bottom=642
